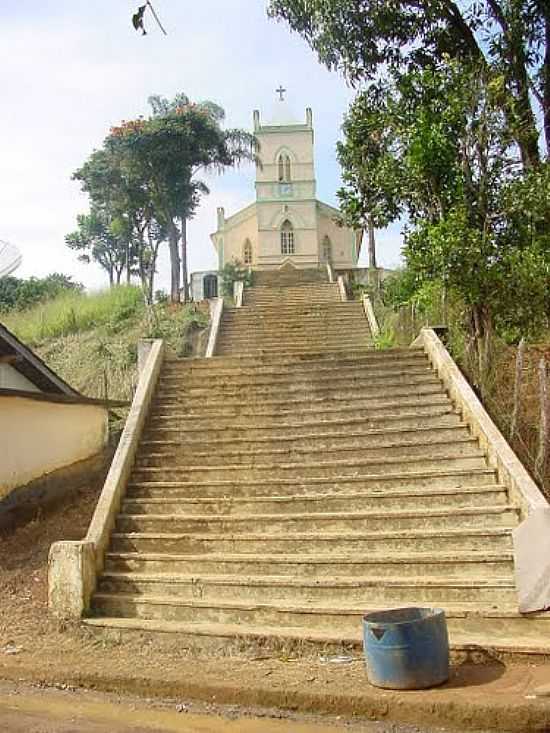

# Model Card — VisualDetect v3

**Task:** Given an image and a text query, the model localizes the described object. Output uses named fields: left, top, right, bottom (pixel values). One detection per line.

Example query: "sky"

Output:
left=0, top=0, right=404, bottom=292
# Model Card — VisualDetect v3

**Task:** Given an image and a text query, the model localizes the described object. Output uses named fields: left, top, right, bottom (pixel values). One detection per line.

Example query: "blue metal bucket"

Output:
left=363, top=607, right=449, bottom=689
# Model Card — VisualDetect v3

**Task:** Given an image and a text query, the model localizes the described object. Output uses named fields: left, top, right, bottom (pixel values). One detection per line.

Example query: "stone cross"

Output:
left=276, top=86, right=287, bottom=101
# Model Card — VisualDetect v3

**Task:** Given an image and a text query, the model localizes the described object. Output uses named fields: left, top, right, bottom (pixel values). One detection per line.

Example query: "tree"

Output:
left=70, top=140, right=167, bottom=302
left=0, top=273, right=82, bottom=312
left=337, top=59, right=549, bottom=372
left=107, top=94, right=257, bottom=302
left=336, top=88, right=403, bottom=268
left=65, top=210, right=128, bottom=286
left=268, top=0, right=548, bottom=167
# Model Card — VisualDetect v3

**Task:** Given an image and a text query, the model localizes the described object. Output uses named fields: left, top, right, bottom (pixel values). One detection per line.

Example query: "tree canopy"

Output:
left=68, top=94, right=257, bottom=303
left=268, top=1, right=549, bottom=362
left=268, top=0, right=549, bottom=167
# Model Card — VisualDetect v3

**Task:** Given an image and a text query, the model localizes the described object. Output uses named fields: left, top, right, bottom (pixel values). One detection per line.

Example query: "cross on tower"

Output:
left=275, top=85, right=287, bottom=102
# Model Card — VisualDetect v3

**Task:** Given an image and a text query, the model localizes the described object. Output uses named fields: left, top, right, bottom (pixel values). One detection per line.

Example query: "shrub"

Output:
left=219, top=259, right=252, bottom=298
left=0, top=273, right=82, bottom=312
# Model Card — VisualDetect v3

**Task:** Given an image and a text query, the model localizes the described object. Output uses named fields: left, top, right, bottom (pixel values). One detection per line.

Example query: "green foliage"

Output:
left=337, top=88, right=402, bottom=231
left=1, top=286, right=144, bottom=344
left=268, top=0, right=546, bottom=167
left=219, top=260, right=253, bottom=298
left=381, top=269, right=421, bottom=309
left=337, top=60, right=549, bottom=349
left=99, top=94, right=258, bottom=303
left=0, top=273, right=82, bottom=313
left=373, top=327, right=396, bottom=350
left=65, top=209, right=129, bottom=286
left=69, top=92, right=256, bottom=304
left=143, top=303, right=209, bottom=357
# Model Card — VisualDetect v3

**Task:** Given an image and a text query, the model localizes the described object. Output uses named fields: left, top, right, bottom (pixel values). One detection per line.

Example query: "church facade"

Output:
left=210, top=103, right=361, bottom=271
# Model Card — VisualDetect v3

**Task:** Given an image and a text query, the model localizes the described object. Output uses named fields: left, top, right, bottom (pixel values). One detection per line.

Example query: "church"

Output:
left=210, top=93, right=361, bottom=273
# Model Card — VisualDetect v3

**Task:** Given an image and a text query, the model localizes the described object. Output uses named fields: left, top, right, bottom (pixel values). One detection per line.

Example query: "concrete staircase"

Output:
left=85, top=269, right=548, bottom=657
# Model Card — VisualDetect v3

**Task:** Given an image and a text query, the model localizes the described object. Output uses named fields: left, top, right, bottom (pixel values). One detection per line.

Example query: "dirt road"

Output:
left=0, top=680, right=442, bottom=733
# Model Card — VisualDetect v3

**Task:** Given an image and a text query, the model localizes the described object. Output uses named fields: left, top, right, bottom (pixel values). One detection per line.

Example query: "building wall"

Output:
left=0, top=364, right=41, bottom=392
left=219, top=211, right=259, bottom=267
left=0, top=396, right=109, bottom=498
left=317, top=207, right=357, bottom=269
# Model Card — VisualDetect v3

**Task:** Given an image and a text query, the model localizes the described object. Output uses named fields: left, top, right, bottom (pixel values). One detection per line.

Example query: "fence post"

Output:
left=509, top=337, right=525, bottom=443
left=536, top=357, right=549, bottom=485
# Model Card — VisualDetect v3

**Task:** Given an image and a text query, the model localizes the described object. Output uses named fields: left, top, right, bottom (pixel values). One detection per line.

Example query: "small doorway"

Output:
left=203, top=274, right=218, bottom=299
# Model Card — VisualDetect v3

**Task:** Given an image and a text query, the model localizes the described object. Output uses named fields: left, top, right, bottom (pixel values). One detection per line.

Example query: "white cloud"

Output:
left=0, top=0, right=403, bottom=290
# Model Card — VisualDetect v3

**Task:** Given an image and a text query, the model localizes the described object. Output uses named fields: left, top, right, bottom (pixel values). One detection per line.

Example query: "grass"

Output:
left=1, top=286, right=145, bottom=345
left=1, top=286, right=209, bottom=405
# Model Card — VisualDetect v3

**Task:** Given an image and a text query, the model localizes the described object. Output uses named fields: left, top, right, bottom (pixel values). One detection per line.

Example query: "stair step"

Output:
left=156, top=370, right=437, bottom=396
left=151, top=389, right=449, bottom=417
left=82, top=615, right=550, bottom=656
left=215, top=344, right=374, bottom=356
left=116, top=505, right=517, bottom=535
left=130, top=452, right=489, bottom=482
left=159, top=362, right=431, bottom=386
left=122, top=485, right=507, bottom=515
left=144, top=409, right=462, bottom=439
left=161, top=348, right=426, bottom=372
left=105, top=551, right=513, bottom=579
left=97, top=572, right=517, bottom=605
left=140, top=423, right=468, bottom=450
left=110, top=526, right=512, bottom=555
left=127, top=467, right=499, bottom=497
left=136, top=437, right=482, bottom=468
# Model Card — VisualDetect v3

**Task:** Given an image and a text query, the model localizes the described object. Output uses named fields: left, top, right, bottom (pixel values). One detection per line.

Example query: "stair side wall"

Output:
left=48, top=339, right=165, bottom=619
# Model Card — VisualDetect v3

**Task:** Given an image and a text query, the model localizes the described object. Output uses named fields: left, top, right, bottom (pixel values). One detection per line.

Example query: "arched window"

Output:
left=321, top=235, right=332, bottom=262
left=243, top=239, right=252, bottom=266
left=278, top=154, right=292, bottom=182
left=280, top=220, right=295, bottom=255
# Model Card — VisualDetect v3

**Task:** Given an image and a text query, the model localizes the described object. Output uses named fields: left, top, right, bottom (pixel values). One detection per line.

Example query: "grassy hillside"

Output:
left=1, top=286, right=209, bottom=403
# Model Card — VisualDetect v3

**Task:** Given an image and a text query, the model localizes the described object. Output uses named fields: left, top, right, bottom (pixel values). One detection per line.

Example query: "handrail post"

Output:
left=362, top=293, right=380, bottom=337
left=233, top=280, right=244, bottom=308
left=205, top=297, right=224, bottom=358
left=336, top=275, right=348, bottom=301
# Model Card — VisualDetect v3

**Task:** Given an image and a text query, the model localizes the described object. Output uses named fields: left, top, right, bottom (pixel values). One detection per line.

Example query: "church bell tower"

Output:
left=252, top=91, right=319, bottom=269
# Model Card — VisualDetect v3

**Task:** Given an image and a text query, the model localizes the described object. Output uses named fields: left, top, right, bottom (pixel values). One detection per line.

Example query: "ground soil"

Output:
left=1, top=482, right=550, bottom=732
left=0, top=678, right=444, bottom=733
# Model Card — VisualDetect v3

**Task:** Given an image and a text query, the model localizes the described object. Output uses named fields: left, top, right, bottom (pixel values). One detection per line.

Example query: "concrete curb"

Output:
left=2, top=659, right=550, bottom=732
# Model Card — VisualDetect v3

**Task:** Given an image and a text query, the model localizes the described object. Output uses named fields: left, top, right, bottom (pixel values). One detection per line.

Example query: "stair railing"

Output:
left=362, top=293, right=380, bottom=338
left=205, top=297, right=224, bottom=358
left=337, top=275, right=348, bottom=301
left=48, top=339, right=165, bottom=619
left=412, top=327, right=550, bottom=613
left=233, top=280, right=244, bottom=308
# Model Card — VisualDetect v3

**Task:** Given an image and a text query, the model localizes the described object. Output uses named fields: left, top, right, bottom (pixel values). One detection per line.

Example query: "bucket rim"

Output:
left=362, top=606, right=446, bottom=628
